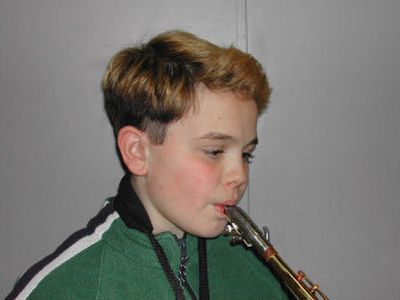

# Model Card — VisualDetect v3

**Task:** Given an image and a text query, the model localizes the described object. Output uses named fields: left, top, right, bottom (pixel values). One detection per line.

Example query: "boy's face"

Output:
left=139, top=87, right=258, bottom=238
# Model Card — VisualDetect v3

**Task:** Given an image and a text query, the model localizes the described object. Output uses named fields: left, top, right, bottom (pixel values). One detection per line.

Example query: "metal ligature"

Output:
left=224, top=206, right=329, bottom=300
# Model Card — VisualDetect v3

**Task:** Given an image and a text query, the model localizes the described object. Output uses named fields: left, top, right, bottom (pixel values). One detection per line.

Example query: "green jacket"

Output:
left=28, top=218, right=287, bottom=299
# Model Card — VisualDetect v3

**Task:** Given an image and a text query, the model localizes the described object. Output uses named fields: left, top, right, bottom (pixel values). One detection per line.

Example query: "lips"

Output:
left=221, top=200, right=237, bottom=207
left=214, top=200, right=237, bottom=216
left=214, top=204, right=226, bottom=215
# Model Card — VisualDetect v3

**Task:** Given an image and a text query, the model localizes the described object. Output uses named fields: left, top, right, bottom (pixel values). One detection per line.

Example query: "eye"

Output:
left=203, top=149, right=224, bottom=159
left=243, top=152, right=255, bottom=164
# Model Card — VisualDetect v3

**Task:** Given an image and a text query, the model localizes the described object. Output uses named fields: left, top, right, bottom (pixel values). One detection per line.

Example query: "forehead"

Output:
left=194, top=86, right=257, bottom=121
left=166, top=87, right=258, bottom=143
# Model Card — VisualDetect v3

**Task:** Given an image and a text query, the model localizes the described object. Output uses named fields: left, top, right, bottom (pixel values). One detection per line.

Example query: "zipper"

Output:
left=176, top=235, right=197, bottom=300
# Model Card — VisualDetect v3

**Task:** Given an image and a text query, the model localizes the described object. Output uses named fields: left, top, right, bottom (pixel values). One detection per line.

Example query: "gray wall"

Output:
left=1, top=1, right=399, bottom=299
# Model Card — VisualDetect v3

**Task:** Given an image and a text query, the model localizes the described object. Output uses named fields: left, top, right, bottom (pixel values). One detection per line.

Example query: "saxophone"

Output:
left=224, top=206, right=329, bottom=300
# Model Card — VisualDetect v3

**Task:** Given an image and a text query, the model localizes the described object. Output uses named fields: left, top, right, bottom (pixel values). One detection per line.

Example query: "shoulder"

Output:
left=7, top=203, right=119, bottom=300
left=28, top=241, right=106, bottom=299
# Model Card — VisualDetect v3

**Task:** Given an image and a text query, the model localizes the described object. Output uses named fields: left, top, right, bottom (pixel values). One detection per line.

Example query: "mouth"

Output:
left=214, top=204, right=226, bottom=215
left=213, top=201, right=237, bottom=216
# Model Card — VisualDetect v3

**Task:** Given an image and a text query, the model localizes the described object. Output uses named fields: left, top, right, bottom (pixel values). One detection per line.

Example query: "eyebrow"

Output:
left=197, top=132, right=259, bottom=147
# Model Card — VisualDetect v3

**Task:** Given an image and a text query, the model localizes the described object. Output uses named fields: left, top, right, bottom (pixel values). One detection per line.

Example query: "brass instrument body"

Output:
left=224, top=206, right=329, bottom=300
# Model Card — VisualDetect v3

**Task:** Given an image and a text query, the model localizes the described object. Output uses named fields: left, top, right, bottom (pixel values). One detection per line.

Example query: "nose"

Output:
left=223, top=160, right=248, bottom=190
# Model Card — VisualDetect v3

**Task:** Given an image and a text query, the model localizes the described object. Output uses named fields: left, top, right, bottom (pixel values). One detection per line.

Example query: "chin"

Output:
left=190, top=223, right=226, bottom=239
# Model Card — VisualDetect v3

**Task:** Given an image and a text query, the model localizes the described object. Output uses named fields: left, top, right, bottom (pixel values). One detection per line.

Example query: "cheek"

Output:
left=174, top=158, right=221, bottom=201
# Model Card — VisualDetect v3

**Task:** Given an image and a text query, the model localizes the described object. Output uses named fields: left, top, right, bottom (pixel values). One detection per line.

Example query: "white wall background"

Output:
left=1, top=1, right=399, bottom=299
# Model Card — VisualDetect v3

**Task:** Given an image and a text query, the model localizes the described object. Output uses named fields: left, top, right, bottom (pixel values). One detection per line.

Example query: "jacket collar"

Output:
left=113, top=174, right=153, bottom=233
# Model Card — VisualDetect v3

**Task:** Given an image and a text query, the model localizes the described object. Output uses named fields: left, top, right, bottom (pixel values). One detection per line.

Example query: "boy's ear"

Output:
left=117, top=126, right=149, bottom=176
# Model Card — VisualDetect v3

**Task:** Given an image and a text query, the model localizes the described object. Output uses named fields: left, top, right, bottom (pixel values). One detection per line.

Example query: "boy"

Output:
left=7, top=31, right=288, bottom=299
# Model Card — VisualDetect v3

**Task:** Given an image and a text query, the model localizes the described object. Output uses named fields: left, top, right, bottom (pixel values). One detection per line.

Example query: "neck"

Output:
left=131, top=175, right=185, bottom=238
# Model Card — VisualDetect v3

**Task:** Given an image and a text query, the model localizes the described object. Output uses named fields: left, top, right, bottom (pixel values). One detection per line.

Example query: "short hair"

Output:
left=102, top=30, right=270, bottom=144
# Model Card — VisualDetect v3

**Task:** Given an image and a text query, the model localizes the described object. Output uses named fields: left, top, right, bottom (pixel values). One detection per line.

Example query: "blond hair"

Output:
left=102, top=31, right=270, bottom=143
